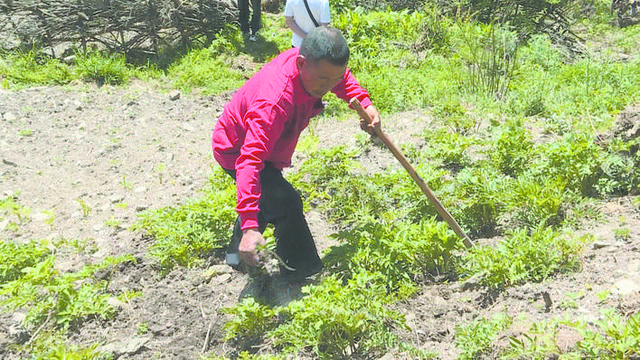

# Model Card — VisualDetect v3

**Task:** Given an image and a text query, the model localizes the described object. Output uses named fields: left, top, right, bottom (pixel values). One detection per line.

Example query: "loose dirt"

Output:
left=1, top=81, right=639, bottom=359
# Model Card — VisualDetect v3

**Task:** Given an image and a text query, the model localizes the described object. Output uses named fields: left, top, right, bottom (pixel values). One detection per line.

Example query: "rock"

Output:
left=97, top=336, right=150, bottom=357
left=110, top=194, right=125, bottom=203
left=107, top=296, right=125, bottom=309
left=612, top=278, right=640, bottom=295
left=593, top=241, right=616, bottom=249
left=169, top=90, right=181, bottom=101
left=209, top=264, right=234, bottom=275
left=8, top=312, right=29, bottom=345
left=3, top=112, right=16, bottom=122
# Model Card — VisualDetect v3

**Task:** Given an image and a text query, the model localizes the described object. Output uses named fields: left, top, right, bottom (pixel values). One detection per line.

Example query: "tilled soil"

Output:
left=1, top=81, right=639, bottom=359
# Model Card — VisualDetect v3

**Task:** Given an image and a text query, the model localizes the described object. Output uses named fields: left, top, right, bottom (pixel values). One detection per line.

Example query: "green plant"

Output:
left=223, top=297, right=278, bottom=352
left=0, top=239, right=51, bottom=283
left=75, top=197, right=92, bottom=218
left=576, top=309, right=640, bottom=358
left=0, top=253, right=134, bottom=332
left=120, top=174, right=133, bottom=190
left=460, top=226, right=587, bottom=288
left=268, top=272, right=405, bottom=359
left=326, top=218, right=462, bottom=290
left=73, top=50, right=132, bottom=85
left=533, top=133, right=602, bottom=196
left=490, top=117, right=534, bottom=177
left=456, top=311, right=512, bottom=359
left=132, top=168, right=236, bottom=272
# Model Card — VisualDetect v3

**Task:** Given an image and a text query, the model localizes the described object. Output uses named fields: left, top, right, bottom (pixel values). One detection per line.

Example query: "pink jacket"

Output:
left=212, top=47, right=372, bottom=230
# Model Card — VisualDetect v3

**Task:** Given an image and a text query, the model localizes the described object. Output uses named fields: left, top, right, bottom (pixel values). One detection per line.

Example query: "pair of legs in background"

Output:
left=224, top=163, right=323, bottom=283
left=238, top=0, right=261, bottom=39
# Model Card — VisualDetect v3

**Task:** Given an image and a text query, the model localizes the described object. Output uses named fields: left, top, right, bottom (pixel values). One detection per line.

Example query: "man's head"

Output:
left=299, top=27, right=349, bottom=66
left=297, top=27, right=349, bottom=98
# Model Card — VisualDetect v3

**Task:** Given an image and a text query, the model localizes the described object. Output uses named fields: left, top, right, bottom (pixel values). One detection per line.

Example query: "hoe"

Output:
left=350, top=98, right=474, bottom=249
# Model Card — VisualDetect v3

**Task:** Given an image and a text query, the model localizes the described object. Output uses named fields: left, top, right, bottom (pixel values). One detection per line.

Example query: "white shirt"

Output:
left=284, top=0, right=331, bottom=47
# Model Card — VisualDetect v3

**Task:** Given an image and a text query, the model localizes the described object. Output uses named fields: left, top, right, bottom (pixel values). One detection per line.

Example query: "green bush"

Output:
left=456, top=312, right=512, bottom=360
left=132, top=169, right=236, bottom=272
left=0, top=50, right=71, bottom=87
left=460, top=226, right=587, bottom=288
left=269, top=272, right=405, bottom=359
left=326, top=217, right=461, bottom=290
left=73, top=51, right=132, bottom=85
left=0, top=240, right=51, bottom=283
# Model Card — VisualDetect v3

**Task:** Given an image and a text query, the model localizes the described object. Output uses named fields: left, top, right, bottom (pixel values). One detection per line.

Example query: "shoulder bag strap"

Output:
left=302, top=0, right=320, bottom=27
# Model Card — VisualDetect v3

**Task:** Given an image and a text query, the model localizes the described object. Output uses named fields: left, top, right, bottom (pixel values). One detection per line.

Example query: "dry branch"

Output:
left=0, top=0, right=237, bottom=58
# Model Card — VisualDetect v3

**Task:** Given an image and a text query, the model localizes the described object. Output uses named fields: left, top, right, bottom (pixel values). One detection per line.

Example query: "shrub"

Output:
left=460, top=226, right=587, bottom=289
left=132, top=168, right=236, bottom=272
left=268, top=272, right=406, bottom=358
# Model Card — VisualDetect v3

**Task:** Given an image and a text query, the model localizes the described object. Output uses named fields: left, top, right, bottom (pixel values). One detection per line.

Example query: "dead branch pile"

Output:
left=0, top=0, right=237, bottom=57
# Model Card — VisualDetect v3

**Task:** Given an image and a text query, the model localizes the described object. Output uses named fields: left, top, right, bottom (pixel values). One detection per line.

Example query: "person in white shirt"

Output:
left=284, top=0, right=331, bottom=47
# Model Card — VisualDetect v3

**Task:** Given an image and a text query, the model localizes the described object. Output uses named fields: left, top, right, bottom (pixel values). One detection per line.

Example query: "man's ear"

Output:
left=296, top=55, right=306, bottom=71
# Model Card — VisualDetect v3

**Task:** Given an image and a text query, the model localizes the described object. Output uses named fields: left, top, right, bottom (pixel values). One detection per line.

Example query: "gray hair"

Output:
left=299, top=27, right=349, bottom=66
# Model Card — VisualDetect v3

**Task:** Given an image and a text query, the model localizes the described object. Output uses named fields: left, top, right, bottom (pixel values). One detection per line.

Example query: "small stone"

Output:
left=209, top=264, right=234, bottom=275
left=612, top=278, right=640, bottom=296
left=107, top=296, right=125, bottom=309
left=3, top=112, right=16, bottom=122
left=110, top=194, right=125, bottom=203
left=169, top=90, right=181, bottom=101
left=98, top=336, right=150, bottom=357
left=592, top=241, right=614, bottom=249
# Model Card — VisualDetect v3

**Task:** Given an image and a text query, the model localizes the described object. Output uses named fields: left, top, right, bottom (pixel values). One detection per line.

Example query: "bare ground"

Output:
left=1, top=81, right=639, bottom=359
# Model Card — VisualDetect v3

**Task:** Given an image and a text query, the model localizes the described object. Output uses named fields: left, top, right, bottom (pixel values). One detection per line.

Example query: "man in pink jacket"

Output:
left=212, top=27, right=380, bottom=283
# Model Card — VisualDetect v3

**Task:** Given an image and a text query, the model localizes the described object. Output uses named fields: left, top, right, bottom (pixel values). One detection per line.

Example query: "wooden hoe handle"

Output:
left=350, top=98, right=474, bottom=249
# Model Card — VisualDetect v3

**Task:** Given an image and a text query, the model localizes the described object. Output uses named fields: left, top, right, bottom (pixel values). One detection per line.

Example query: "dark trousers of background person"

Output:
left=238, top=0, right=261, bottom=35
left=223, top=163, right=323, bottom=281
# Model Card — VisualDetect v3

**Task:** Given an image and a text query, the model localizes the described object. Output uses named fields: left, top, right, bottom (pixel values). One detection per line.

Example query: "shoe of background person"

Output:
left=248, top=34, right=257, bottom=42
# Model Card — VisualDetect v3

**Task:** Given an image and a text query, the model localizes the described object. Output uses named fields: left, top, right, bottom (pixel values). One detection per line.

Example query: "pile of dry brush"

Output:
left=0, top=0, right=237, bottom=58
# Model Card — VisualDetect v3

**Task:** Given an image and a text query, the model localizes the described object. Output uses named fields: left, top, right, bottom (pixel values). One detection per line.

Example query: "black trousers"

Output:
left=238, top=0, right=261, bottom=34
left=224, top=164, right=322, bottom=281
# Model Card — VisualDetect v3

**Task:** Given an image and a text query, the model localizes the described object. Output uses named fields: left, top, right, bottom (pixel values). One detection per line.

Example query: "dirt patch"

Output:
left=1, top=82, right=640, bottom=359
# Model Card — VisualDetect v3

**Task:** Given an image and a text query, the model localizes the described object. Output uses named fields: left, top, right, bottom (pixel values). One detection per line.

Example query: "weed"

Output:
left=460, top=226, right=587, bottom=289
left=1, top=193, right=32, bottom=224
left=73, top=50, right=131, bottom=85
left=120, top=174, right=133, bottom=190
left=613, top=227, right=630, bottom=241
left=132, top=168, right=236, bottom=273
left=268, top=272, right=405, bottom=358
left=75, top=197, right=92, bottom=218
left=455, top=311, right=512, bottom=359
left=223, top=297, right=278, bottom=351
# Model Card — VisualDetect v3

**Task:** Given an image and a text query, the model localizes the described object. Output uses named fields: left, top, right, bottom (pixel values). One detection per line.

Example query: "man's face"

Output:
left=297, top=56, right=346, bottom=98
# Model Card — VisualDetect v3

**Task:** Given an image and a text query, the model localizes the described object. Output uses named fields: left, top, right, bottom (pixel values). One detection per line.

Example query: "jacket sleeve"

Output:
left=331, top=68, right=372, bottom=109
left=235, top=101, right=287, bottom=230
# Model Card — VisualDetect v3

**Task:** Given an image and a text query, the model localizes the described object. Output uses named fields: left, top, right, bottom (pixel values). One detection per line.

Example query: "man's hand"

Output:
left=359, top=105, right=381, bottom=136
left=239, top=228, right=265, bottom=267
